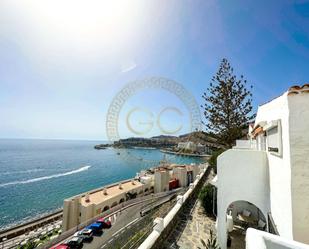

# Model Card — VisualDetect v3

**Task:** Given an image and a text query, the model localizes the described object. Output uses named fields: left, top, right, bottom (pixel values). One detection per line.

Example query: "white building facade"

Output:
left=215, top=84, right=309, bottom=249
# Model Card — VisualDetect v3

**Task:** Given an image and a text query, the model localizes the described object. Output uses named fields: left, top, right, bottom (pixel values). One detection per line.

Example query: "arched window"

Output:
left=119, top=198, right=125, bottom=203
left=103, top=206, right=109, bottom=212
left=111, top=201, right=118, bottom=208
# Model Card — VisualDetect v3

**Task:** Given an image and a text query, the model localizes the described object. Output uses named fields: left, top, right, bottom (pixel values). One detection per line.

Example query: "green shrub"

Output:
left=209, top=149, right=225, bottom=174
left=199, top=184, right=216, bottom=216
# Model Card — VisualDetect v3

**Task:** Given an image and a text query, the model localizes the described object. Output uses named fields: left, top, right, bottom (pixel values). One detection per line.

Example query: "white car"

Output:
left=73, top=229, right=93, bottom=242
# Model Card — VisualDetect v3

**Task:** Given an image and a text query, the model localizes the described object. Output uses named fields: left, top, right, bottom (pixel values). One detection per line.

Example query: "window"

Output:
left=265, top=120, right=282, bottom=157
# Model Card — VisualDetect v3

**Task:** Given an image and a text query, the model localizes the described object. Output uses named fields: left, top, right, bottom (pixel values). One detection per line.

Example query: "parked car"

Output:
left=86, top=223, right=103, bottom=235
left=50, top=244, right=70, bottom=249
left=66, top=236, right=83, bottom=249
left=96, top=218, right=112, bottom=229
left=74, top=228, right=93, bottom=242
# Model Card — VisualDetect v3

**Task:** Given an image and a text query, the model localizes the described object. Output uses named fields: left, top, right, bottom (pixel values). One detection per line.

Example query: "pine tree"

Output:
left=202, top=58, right=254, bottom=147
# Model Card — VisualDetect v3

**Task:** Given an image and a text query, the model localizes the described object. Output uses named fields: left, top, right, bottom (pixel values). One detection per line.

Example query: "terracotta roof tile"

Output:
left=288, top=83, right=309, bottom=95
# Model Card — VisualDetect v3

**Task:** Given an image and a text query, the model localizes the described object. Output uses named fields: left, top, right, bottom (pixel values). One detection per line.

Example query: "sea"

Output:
left=0, top=139, right=203, bottom=230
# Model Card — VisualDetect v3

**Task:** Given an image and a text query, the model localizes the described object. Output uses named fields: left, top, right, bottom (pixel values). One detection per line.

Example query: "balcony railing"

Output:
left=234, top=140, right=257, bottom=150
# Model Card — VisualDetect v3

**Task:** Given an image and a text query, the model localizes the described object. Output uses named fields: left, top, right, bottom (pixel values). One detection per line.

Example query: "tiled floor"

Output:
left=229, top=226, right=246, bottom=249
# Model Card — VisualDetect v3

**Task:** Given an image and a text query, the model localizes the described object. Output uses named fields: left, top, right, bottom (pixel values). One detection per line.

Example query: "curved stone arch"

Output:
left=144, top=188, right=149, bottom=193
left=103, top=206, right=110, bottom=212
left=223, top=193, right=269, bottom=224
left=226, top=199, right=267, bottom=222
left=131, top=192, right=137, bottom=199
left=219, top=199, right=268, bottom=249
left=111, top=201, right=118, bottom=208
left=119, top=198, right=125, bottom=203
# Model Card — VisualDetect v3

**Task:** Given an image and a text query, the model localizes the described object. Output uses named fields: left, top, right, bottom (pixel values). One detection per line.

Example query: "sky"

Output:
left=0, top=0, right=308, bottom=140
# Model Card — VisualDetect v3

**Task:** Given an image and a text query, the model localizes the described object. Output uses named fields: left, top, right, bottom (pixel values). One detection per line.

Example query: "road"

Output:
left=82, top=193, right=177, bottom=249
left=59, top=191, right=180, bottom=249
left=83, top=202, right=145, bottom=249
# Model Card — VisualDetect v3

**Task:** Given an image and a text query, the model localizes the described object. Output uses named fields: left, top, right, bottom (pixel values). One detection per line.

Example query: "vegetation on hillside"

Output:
left=199, top=184, right=217, bottom=216
left=209, top=149, right=225, bottom=174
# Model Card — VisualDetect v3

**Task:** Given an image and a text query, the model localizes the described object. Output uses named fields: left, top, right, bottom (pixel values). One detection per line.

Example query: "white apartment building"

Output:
left=214, top=84, right=309, bottom=249
left=177, top=141, right=212, bottom=154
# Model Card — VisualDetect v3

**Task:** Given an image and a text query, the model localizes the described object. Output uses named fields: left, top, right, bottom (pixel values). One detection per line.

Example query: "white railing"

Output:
left=234, top=140, right=257, bottom=150
left=138, top=167, right=207, bottom=249
left=246, top=228, right=309, bottom=249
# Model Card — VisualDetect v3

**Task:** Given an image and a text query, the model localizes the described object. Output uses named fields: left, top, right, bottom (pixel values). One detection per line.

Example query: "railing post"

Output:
left=153, top=218, right=164, bottom=233
left=177, top=195, right=184, bottom=205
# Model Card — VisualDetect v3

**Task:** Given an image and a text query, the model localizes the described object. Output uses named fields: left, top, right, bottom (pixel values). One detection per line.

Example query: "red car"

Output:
left=50, top=244, right=69, bottom=249
left=96, top=218, right=112, bottom=228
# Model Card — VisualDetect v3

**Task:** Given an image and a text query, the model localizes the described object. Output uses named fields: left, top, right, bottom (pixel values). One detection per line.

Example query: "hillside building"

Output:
left=214, top=84, right=309, bottom=249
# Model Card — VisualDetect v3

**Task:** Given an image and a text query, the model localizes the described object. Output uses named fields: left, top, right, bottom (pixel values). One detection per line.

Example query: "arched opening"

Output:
left=225, top=200, right=266, bottom=249
left=111, top=201, right=118, bottom=208
left=144, top=188, right=149, bottom=193
left=103, top=206, right=109, bottom=212
left=119, top=198, right=125, bottom=203
left=126, top=192, right=138, bottom=200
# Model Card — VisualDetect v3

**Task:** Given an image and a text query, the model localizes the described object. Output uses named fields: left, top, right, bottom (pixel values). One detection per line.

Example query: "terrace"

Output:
left=80, top=180, right=145, bottom=207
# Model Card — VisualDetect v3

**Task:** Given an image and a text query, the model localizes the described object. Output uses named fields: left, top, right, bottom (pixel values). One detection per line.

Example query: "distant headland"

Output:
left=94, top=132, right=225, bottom=156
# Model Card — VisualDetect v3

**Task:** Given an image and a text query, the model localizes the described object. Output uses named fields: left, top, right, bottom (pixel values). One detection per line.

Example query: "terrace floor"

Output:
left=229, top=226, right=246, bottom=249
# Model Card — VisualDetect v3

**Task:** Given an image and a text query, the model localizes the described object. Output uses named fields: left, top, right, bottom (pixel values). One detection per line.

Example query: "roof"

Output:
left=80, top=180, right=144, bottom=207
left=259, top=83, right=309, bottom=107
left=288, top=83, right=309, bottom=95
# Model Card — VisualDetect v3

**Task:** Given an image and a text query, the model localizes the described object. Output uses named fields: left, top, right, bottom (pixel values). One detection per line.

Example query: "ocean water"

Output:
left=0, top=139, right=203, bottom=230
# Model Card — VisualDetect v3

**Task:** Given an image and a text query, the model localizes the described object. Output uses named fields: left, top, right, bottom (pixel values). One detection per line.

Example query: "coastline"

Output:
left=0, top=176, right=137, bottom=238
left=0, top=139, right=204, bottom=234
left=160, top=149, right=211, bottom=158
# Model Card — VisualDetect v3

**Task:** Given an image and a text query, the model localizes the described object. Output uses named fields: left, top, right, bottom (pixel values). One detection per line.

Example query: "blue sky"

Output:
left=0, top=0, right=308, bottom=140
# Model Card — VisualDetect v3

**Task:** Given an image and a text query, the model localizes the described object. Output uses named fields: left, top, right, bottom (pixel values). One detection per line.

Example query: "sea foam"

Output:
left=0, top=165, right=91, bottom=187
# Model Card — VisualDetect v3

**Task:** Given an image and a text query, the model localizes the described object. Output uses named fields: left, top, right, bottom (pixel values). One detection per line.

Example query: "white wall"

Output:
left=217, top=149, right=270, bottom=249
left=173, top=167, right=187, bottom=187
left=288, top=93, right=309, bottom=243
left=246, top=228, right=309, bottom=249
left=254, top=93, right=293, bottom=239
